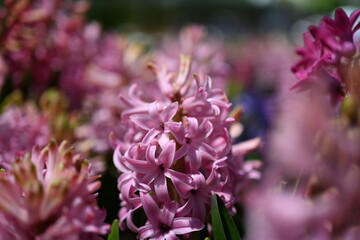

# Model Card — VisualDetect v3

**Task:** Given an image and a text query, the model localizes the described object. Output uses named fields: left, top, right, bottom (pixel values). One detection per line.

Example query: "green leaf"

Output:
left=107, top=219, right=119, bottom=240
left=211, top=194, right=241, bottom=240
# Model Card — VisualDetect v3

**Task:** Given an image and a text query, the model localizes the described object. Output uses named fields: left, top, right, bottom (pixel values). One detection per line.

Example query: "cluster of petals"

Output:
left=0, top=140, right=109, bottom=239
left=0, top=103, right=50, bottom=169
left=113, top=57, right=261, bottom=238
left=0, top=0, right=136, bottom=109
left=0, top=0, right=90, bottom=98
left=291, top=8, right=360, bottom=103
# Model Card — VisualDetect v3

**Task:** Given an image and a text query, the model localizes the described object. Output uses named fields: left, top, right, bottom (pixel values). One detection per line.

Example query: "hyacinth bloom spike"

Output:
left=115, top=54, right=260, bottom=238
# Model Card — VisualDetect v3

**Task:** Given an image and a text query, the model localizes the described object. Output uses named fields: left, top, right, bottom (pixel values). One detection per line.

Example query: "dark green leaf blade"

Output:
left=107, top=219, right=119, bottom=240
left=211, top=194, right=226, bottom=240
left=211, top=194, right=241, bottom=240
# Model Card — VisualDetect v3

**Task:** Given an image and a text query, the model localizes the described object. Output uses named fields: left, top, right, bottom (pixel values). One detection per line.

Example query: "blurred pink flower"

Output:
left=153, top=25, right=230, bottom=89
left=0, top=104, right=50, bottom=169
left=246, top=92, right=360, bottom=240
left=0, top=141, right=109, bottom=239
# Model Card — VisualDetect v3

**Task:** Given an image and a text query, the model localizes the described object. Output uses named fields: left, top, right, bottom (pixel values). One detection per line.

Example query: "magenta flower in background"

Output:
left=0, top=140, right=110, bottom=239
left=292, top=8, right=360, bottom=104
left=0, top=0, right=91, bottom=97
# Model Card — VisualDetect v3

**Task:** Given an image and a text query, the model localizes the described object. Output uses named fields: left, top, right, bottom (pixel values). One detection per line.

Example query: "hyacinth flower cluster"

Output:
left=291, top=8, right=360, bottom=104
left=246, top=8, right=360, bottom=240
left=113, top=56, right=261, bottom=239
left=0, top=0, right=92, bottom=99
left=0, top=140, right=109, bottom=239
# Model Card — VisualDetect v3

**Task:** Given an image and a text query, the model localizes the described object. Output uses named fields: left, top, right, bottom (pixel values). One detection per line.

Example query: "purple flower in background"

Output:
left=229, top=36, right=297, bottom=142
left=0, top=140, right=110, bottom=239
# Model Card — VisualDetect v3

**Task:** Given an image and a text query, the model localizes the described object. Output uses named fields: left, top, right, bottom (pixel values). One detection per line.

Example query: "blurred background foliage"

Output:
left=87, top=0, right=360, bottom=34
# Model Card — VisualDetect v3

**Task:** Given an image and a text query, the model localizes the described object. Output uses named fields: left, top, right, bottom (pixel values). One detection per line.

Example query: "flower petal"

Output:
left=172, top=217, right=204, bottom=234
left=161, top=102, right=179, bottom=121
left=149, top=102, right=163, bottom=123
left=159, top=140, right=176, bottom=168
left=154, top=174, right=170, bottom=203
left=140, top=193, right=161, bottom=224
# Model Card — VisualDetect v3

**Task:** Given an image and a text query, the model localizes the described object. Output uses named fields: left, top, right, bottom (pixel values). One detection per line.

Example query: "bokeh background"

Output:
left=1, top=0, right=359, bottom=238
left=87, top=0, right=359, bottom=34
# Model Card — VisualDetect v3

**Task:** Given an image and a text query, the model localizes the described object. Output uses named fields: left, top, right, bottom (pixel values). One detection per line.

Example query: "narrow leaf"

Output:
left=211, top=194, right=241, bottom=240
left=107, top=219, right=119, bottom=240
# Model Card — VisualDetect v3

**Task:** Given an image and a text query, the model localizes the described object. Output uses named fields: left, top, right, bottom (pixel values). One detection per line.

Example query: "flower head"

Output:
left=292, top=8, right=360, bottom=104
left=114, top=56, right=260, bottom=238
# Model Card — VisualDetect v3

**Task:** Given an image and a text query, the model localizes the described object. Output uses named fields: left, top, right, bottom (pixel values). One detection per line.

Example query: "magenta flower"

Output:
left=0, top=140, right=109, bottom=239
left=320, top=8, right=360, bottom=55
left=138, top=193, right=204, bottom=240
left=292, top=8, right=360, bottom=104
